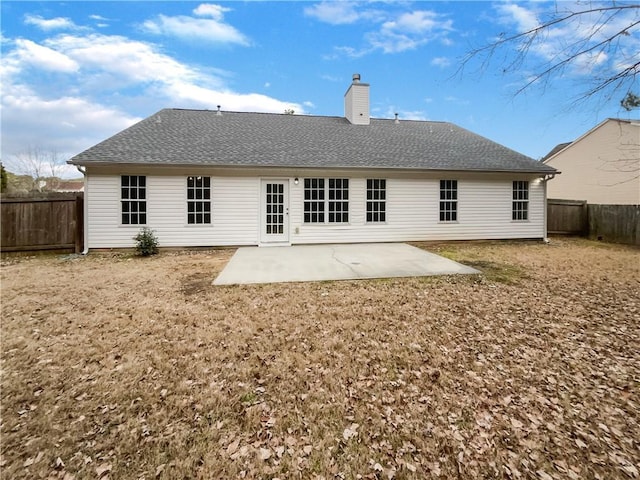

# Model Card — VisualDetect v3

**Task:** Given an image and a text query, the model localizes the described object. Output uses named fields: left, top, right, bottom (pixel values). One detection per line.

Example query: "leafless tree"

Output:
left=5, top=146, right=66, bottom=191
left=459, top=3, right=640, bottom=107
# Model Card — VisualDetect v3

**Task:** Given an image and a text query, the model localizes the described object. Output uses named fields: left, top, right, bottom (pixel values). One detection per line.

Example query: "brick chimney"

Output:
left=344, top=73, right=370, bottom=125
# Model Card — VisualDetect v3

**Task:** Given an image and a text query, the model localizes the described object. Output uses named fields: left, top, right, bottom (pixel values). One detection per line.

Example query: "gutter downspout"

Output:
left=76, top=165, right=89, bottom=255
left=541, top=173, right=556, bottom=243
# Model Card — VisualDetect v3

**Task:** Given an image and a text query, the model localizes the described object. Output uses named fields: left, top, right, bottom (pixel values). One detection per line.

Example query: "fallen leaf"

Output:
left=511, top=418, right=524, bottom=429
left=259, top=448, right=271, bottom=461
left=343, top=423, right=359, bottom=441
left=537, top=469, right=553, bottom=480
left=96, top=463, right=112, bottom=477
left=227, top=439, right=240, bottom=456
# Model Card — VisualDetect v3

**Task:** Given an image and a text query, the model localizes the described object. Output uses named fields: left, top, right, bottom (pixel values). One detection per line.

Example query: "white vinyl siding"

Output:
left=87, top=174, right=259, bottom=248
left=290, top=177, right=545, bottom=244
left=85, top=170, right=546, bottom=249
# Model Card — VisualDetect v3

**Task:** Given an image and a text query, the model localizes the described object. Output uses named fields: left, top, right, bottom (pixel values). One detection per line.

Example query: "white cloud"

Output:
left=89, top=14, right=109, bottom=28
left=383, top=11, right=447, bottom=34
left=308, top=4, right=454, bottom=55
left=48, top=34, right=204, bottom=86
left=445, top=95, right=470, bottom=106
left=193, top=4, right=229, bottom=21
left=379, top=105, right=428, bottom=121
left=162, top=80, right=301, bottom=113
left=1, top=31, right=303, bottom=167
left=371, top=10, right=453, bottom=53
left=24, top=14, right=77, bottom=31
left=304, top=2, right=362, bottom=25
left=11, top=39, right=79, bottom=73
left=324, top=45, right=369, bottom=59
left=496, top=3, right=540, bottom=33
left=367, top=31, right=421, bottom=53
left=431, top=56, right=451, bottom=68
left=141, top=6, right=249, bottom=45
left=320, top=74, right=342, bottom=82
left=2, top=84, right=140, bottom=175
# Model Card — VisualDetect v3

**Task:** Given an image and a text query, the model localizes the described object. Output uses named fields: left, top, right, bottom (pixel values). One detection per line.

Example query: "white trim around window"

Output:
left=303, top=178, right=349, bottom=224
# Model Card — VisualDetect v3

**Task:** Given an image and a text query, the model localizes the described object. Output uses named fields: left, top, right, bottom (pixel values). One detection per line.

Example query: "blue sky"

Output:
left=2, top=1, right=639, bottom=178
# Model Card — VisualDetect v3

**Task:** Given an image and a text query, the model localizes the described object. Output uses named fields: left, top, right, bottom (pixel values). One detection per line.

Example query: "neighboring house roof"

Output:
left=542, top=118, right=640, bottom=164
left=541, top=142, right=572, bottom=162
left=69, top=109, right=556, bottom=174
left=52, top=180, right=84, bottom=192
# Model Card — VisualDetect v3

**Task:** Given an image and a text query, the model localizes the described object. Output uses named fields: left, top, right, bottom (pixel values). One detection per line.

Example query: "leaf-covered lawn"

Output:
left=1, top=238, right=638, bottom=479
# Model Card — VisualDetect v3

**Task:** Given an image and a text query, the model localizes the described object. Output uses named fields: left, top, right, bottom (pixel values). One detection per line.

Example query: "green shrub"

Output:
left=133, top=227, right=159, bottom=256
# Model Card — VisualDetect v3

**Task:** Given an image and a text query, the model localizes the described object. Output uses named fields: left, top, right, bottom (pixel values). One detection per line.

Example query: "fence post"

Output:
left=75, top=195, right=84, bottom=253
left=581, top=201, right=589, bottom=236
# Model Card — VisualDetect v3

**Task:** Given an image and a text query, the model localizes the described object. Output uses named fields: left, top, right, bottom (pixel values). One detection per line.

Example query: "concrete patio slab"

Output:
left=213, top=243, right=479, bottom=285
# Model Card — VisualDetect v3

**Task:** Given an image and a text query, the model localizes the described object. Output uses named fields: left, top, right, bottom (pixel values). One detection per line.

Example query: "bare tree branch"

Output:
left=458, top=3, right=640, bottom=106
left=4, top=146, right=66, bottom=191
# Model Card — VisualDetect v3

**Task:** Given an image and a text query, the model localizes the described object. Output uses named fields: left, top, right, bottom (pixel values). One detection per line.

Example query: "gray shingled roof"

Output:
left=69, top=109, right=556, bottom=174
left=541, top=142, right=572, bottom=162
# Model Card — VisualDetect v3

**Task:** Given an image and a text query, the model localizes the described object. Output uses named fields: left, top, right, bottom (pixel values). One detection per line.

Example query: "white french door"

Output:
left=260, top=179, right=289, bottom=244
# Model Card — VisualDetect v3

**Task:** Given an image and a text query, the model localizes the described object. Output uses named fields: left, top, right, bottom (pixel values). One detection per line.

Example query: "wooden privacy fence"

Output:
left=547, top=199, right=588, bottom=235
left=0, top=196, right=83, bottom=253
left=548, top=199, right=640, bottom=246
left=589, top=204, right=639, bottom=246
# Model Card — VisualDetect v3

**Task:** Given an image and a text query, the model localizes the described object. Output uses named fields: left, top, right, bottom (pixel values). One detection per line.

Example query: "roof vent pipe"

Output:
left=394, top=113, right=399, bottom=124
left=216, top=105, right=222, bottom=116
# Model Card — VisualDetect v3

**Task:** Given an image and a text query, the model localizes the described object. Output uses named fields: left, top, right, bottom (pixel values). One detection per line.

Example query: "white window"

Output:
left=366, top=179, right=386, bottom=223
left=328, top=178, right=349, bottom=223
left=303, top=178, right=325, bottom=223
left=187, top=176, right=211, bottom=224
left=512, top=181, right=529, bottom=221
left=439, top=180, right=457, bottom=222
left=121, top=175, right=146, bottom=225
left=304, top=178, right=349, bottom=223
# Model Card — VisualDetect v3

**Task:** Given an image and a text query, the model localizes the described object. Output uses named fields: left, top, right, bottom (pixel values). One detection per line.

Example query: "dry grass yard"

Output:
left=1, top=238, right=639, bottom=479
